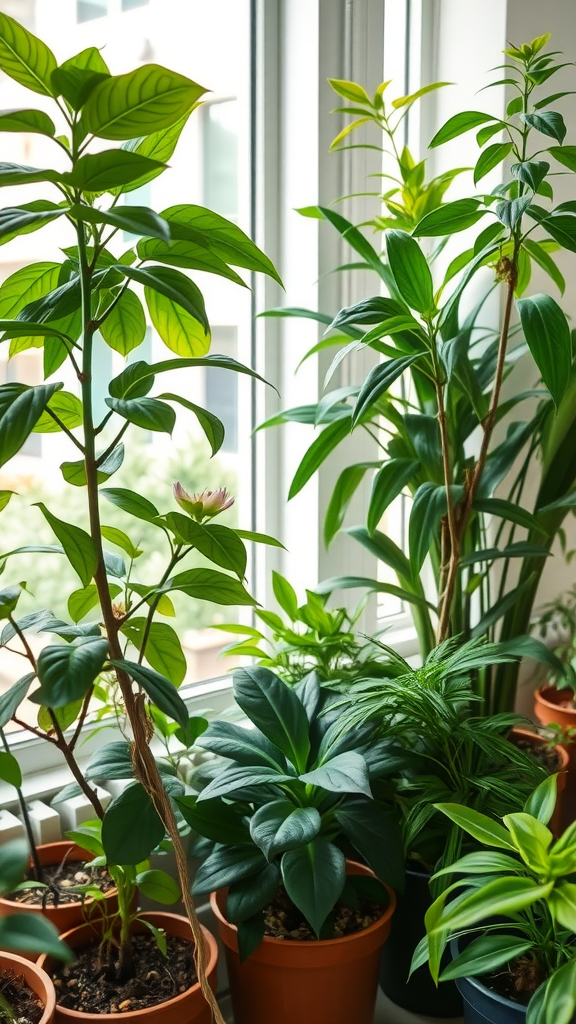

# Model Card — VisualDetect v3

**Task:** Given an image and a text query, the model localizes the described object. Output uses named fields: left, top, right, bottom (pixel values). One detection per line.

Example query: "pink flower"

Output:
left=173, top=482, right=234, bottom=522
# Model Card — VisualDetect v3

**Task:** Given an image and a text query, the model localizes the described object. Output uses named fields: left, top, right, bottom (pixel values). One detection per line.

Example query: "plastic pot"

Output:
left=509, top=727, right=569, bottom=835
left=210, top=860, right=396, bottom=1024
left=379, top=865, right=462, bottom=1017
left=38, top=911, right=218, bottom=1024
left=0, top=951, right=56, bottom=1024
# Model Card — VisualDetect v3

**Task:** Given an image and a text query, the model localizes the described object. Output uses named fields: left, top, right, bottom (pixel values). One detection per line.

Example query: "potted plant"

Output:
left=217, top=571, right=396, bottom=686
left=36, top=821, right=218, bottom=1023
left=533, top=586, right=576, bottom=747
left=331, top=637, right=564, bottom=1016
left=177, top=667, right=402, bottom=1024
left=417, top=774, right=576, bottom=1024
left=263, top=34, right=576, bottom=714
left=0, top=839, right=72, bottom=1024
left=0, top=11, right=281, bottom=1024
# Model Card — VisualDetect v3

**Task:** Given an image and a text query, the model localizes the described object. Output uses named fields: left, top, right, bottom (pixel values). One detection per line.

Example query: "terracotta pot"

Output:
left=534, top=685, right=576, bottom=748
left=509, top=726, right=569, bottom=835
left=210, top=860, right=396, bottom=1024
left=38, top=911, right=218, bottom=1024
left=0, top=843, right=120, bottom=943
left=0, top=951, right=56, bottom=1024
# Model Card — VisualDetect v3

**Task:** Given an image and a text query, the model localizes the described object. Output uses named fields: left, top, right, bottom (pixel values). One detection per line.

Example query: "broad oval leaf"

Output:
left=34, top=503, right=97, bottom=587
left=32, top=638, right=109, bottom=707
left=120, top=617, right=187, bottom=686
left=105, top=396, right=176, bottom=434
left=473, top=143, right=513, bottom=185
left=414, top=199, right=486, bottom=236
left=300, top=751, right=372, bottom=797
left=0, top=109, right=55, bottom=136
left=102, top=782, right=165, bottom=864
left=83, top=64, right=207, bottom=140
left=250, top=801, right=321, bottom=858
left=0, top=383, right=62, bottom=466
left=69, top=150, right=166, bottom=192
left=0, top=12, right=56, bottom=96
left=430, top=111, right=497, bottom=148
left=523, top=111, right=567, bottom=145
left=175, top=794, right=251, bottom=845
left=191, top=845, right=266, bottom=897
left=109, top=658, right=188, bottom=732
left=385, top=231, right=433, bottom=314
left=233, top=666, right=310, bottom=772
left=197, top=720, right=287, bottom=770
left=282, top=840, right=346, bottom=937
left=145, top=285, right=210, bottom=356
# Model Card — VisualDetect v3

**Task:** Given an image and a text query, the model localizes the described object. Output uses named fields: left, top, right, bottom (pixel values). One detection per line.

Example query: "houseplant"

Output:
left=331, top=637, right=562, bottom=1015
left=0, top=11, right=281, bottom=1023
left=37, top=820, right=218, bottom=1023
left=533, top=586, right=576, bottom=745
left=417, top=774, right=576, bottom=1024
left=217, top=570, right=394, bottom=686
left=263, top=35, right=576, bottom=713
left=178, top=666, right=402, bottom=1024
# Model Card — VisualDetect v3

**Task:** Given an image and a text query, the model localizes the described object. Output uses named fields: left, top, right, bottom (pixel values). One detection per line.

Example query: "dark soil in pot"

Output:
left=9, top=860, right=114, bottom=908
left=51, top=931, right=197, bottom=1015
left=379, top=864, right=463, bottom=1018
left=511, top=735, right=561, bottom=771
left=0, top=968, right=45, bottom=1024
left=263, top=883, right=387, bottom=941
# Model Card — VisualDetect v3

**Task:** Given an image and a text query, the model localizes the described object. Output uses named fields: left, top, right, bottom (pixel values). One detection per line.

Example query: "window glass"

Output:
left=0, top=0, right=253, bottom=714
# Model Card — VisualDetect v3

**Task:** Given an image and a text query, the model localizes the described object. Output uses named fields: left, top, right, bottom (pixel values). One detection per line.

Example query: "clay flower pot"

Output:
left=0, top=843, right=120, bottom=941
left=210, top=860, right=396, bottom=1024
left=0, top=951, right=56, bottom=1024
left=509, top=726, right=569, bottom=835
left=534, top=684, right=576, bottom=752
left=37, top=911, right=218, bottom=1024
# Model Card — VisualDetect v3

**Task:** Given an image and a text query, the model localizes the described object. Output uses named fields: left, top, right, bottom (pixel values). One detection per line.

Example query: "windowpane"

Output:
left=76, top=0, right=108, bottom=23
left=203, top=100, right=239, bottom=220
left=122, top=0, right=149, bottom=9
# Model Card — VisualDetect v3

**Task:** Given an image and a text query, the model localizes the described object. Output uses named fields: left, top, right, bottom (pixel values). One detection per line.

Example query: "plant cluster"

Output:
left=417, top=775, right=576, bottom=1024
left=264, top=33, right=576, bottom=715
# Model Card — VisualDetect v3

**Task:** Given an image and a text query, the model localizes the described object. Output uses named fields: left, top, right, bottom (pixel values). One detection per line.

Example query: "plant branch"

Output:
left=45, top=409, right=85, bottom=453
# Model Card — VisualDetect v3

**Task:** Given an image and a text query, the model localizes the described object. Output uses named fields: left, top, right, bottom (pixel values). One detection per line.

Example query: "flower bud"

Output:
left=173, top=482, right=234, bottom=522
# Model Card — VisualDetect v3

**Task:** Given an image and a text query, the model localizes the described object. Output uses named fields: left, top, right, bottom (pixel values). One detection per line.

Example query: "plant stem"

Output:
left=0, top=728, right=42, bottom=882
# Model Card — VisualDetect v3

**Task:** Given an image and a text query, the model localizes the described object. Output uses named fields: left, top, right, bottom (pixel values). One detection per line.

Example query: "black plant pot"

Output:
left=379, top=866, right=462, bottom=1017
left=455, top=973, right=526, bottom=1024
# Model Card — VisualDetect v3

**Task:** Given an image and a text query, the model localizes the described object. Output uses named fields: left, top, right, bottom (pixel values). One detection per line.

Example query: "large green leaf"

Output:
left=105, top=396, right=175, bottom=434
left=50, top=47, right=109, bottom=110
left=117, top=115, right=191, bottom=194
left=0, top=383, right=61, bottom=466
left=197, top=764, right=293, bottom=802
left=517, top=293, right=572, bottom=407
left=0, top=12, right=57, bottom=95
left=385, top=230, right=434, bottom=314
left=430, top=111, right=497, bottom=147
left=353, top=355, right=420, bottom=426
left=102, top=783, right=165, bottom=864
left=414, top=199, right=487, bottom=236
left=32, top=637, right=108, bottom=707
left=175, top=794, right=251, bottom=845
left=0, top=912, right=72, bottom=960
left=100, top=290, right=146, bottom=356
left=282, top=840, right=346, bottom=937
left=145, top=284, right=210, bottom=356
left=101, top=487, right=159, bottom=523
left=434, top=803, right=516, bottom=850
left=138, top=237, right=245, bottom=285
left=83, top=64, right=206, bottom=140
left=523, top=111, right=567, bottom=144
left=527, top=958, right=576, bottom=1024
left=0, top=205, right=64, bottom=242
left=324, top=462, right=378, bottom=546
left=524, top=775, right=558, bottom=826
left=109, top=659, right=188, bottom=732
left=439, top=934, right=534, bottom=983
left=71, top=203, right=170, bottom=243
left=162, top=513, right=246, bottom=578
left=434, top=876, right=553, bottom=934
left=118, top=264, right=208, bottom=328
left=409, top=483, right=462, bottom=573
left=197, top=720, right=287, bottom=770
left=335, top=797, right=404, bottom=892
left=192, top=845, right=267, bottom=897
left=35, top=503, right=97, bottom=587
left=158, top=394, right=224, bottom=456
left=233, top=666, right=311, bottom=772
left=109, top=355, right=271, bottom=399
left=0, top=674, right=33, bottom=728
left=0, top=262, right=60, bottom=318
left=69, top=150, right=166, bottom=192
left=288, top=414, right=352, bottom=500
left=226, top=864, right=280, bottom=925
left=0, top=109, right=55, bottom=135
left=367, top=458, right=419, bottom=534
left=474, top=143, right=514, bottom=186
left=166, top=567, right=256, bottom=606
left=120, top=617, right=186, bottom=686
left=162, top=204, right=283, bottom=286
left=250, top=801, right=321, bottom=858
left=33, top=391, right=83, bottom=433
left=474, top=497, right=542, bottom=533
left=300, top=752, right=372, bottom=797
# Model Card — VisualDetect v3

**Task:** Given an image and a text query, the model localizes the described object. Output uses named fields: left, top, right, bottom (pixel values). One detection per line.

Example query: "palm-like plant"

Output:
left=263, top=37, right=576, bottom=714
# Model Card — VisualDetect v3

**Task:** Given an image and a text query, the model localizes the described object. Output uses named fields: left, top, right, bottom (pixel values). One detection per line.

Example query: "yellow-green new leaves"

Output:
left=0, top=12, right=56, bottom=96
left=83, top=64, right=207, bottom=141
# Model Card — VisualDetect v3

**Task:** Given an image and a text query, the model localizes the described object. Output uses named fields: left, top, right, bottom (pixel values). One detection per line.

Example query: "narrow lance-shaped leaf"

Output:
left=517, top=293, right=572, bottom=407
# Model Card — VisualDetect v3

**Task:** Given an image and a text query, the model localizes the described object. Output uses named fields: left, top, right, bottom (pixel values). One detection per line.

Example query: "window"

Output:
left=203, top=100, right=239, bottom=221
left=121, top=0, right=149, bottom=10
left=76, top=0, right=108, bottom=23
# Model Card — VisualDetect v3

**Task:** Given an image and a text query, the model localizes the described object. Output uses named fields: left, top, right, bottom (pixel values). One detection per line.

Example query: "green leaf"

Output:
left=118, top=264, right=208, bottom=329
left=70, top=203, right=170, bottom=243
left=433, top=851, right=522, bottom=878
left=300, top=752, right=372, bottom=797
left=121, top=617, right=186, bottom=686
left=100, top=525, right=140, bottom=560
left=0, top=912, right=73, bottom=960
left=102, top=783, right=165, bottom=864
left=324, top=462, right=378, bottom=546
left=434, top=876, right=553, bottom=934
left=0, top=586, right=20, bottom=620
left=233, top=666, right=310, bottom=771
left=434, top=803, right=516, bottom=849
left=528, top=958, right=576, bottom=1024
left=549, top=882, right=576, bottom=932
left=409, top=483, right=461, bottom=573
left=157, top=394, right=224, bottom=456
left=439, top=935, right=534, bottom=983
left=227, top=863, right=280, bottom=924
left=282, top=840, right=346, bottom=937
left=523, top=239, right=565, bottom=295
left=0, top=12, right=56, bottom=96
left=517, top=293, right=571, bottom=407
left=391, top=81, right=452, bottom=109
left=0, top=840, right=30, bottom=895
left=198, top=721, right=286, bottom=774
left=288, top=415, right=352, bottom=500
left=109, top=659, right=189, bottom=731
left=161, top=513, right=246, bottom=578
left=523, top=111, right=567, bottom=144
left=430, top=111, right=496, bottom=147
left=0, top=751, right=21, bottom=788
left=353, top=355, right=420, bottom=426
left=137, top=236, right=245, bottom=285
left=471, top=576, right=536, bottom=638
left=68, top=583, right=121, bottom=623
left=32, top=391, right=83, bottom=433
left=414, top=199, right=486, bottom=236
left=385, top=230, right=433, bottom=314
left=0, top=383, right=62, bottom=466
left=524, top=774, right=558, bottom=826
left=162, top=204, right=283, bottom=286
left=101, top=487, right=159, bottom=523
left=145, top=284, right=210, bottom=357
left=175, top=794, right=250, bottom=845
left=474, top=497, right=542, bottom=532
left=32, top=638, right=108, bottom=707
left=166, top=567, right=256, bottom=606
left=367, top=459, right=419, bottom=534
left=328, top=79, right=372, bottom=104
left=472, top=143, right=513, bottom=185
left=105, top=396, right=175, bottom=434
left=0, top=109, right=55, bottom=136
left=549, top=146, right=576, bottom=172
left=116, top=116, right=190, bottom=194
left=37, top=699, right=82, bottom=734
left=135, top=869, right=180, bottom=905
left=334, top=797, right=404, bottom=892
left=109, top=354, right=271, bottom=398
left=61, top=443, right=125, bottom=488
left=83, top=64, right=206, bottom=140
left=50, top=47, right=109, bottom=110
left=0, top=675, right=33, bottom=728
left=271, top=571, right=298, bottom=619
left=34, top=503, right=97, bottom=587
left=69, top=150, right=166, bottom=192
left=250, top=801, right=321, bottom=858
left=0, top=205, right=63, bottom=245
left=192, top=845, right=267, bottom=897
left=511, top=160, right=550, bottom=192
